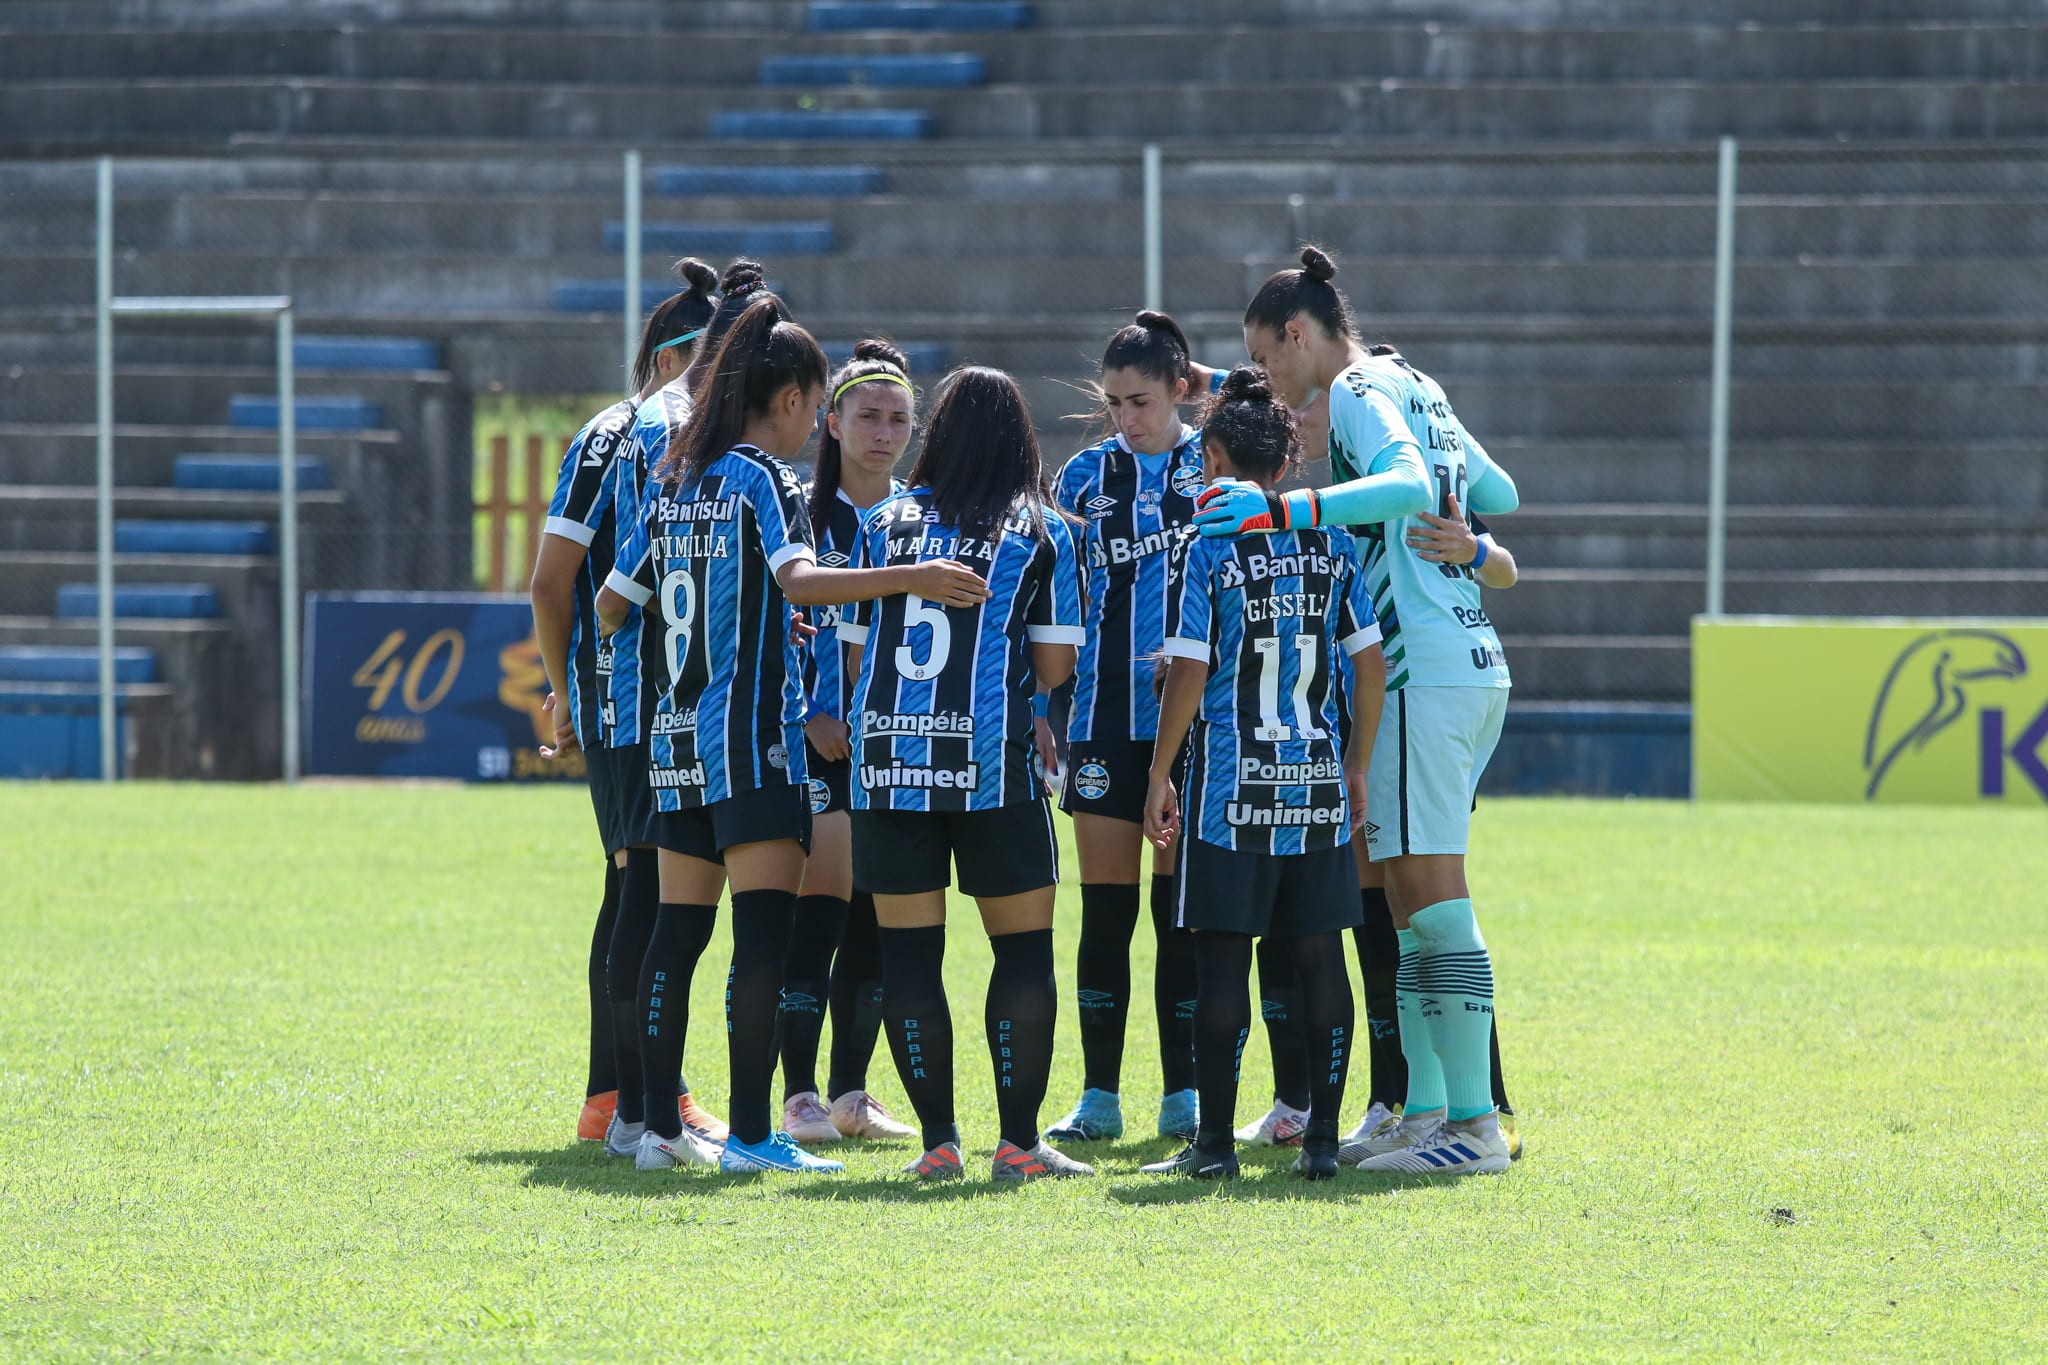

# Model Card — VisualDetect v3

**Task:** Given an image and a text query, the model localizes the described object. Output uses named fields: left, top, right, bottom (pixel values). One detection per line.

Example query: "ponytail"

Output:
left=1243, top=245, right=1358, bottom=343
left=660, top=293, right=828, bottom=488
left=629, top=257, right=719, bottom=391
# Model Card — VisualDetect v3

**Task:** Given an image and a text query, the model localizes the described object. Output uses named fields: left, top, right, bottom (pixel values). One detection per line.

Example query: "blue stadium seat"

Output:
left=712, top=110, right=932, bottom=140
left=55, top=583, right=220, bottom=620
left=604, top=221, right=836, bottom=255
left=554, top=279, right=789, bottom=313
left=0, top=645, right=156, bottom=684
left=114, top=520, right=275, bottom=556
left=808, top=2, right=1033, bottom=31
left=820, top=339, right=950, bottom=373
left=174, top=454, right=335, bottom=492
left=761, top=54, right=985, bottom=87
left=294, top=336, right=439, bottom=372
left=228, top=395, right=382, bottom=431
left=653, top=165, right=885, bottom=197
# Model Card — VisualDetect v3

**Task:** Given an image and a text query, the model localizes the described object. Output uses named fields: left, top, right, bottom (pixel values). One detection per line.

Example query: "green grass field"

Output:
left=2, top=785, right=2042, bottom=1362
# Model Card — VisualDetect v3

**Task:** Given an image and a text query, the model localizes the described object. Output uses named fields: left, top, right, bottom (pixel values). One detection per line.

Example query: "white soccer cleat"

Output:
left=1343, top=1105, right=1443, bottom=1165
left=634, top=1126, right=722, bottom=1170
left=603, top=1115, right=646, bottom=1159
left=781, top=1091, right=842, bottom=1144
left=830, top=1089, right=917, bottom=1141
left=1336, top=1100, right=1400, bottom=1164
left=1234, top=1102, right=1311, bottom=1147
left=1356, top=1115, right=1511, bottom=1177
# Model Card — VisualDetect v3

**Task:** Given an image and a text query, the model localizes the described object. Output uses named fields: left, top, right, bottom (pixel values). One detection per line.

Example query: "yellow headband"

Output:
left=833, top=371, right=913, bottom=406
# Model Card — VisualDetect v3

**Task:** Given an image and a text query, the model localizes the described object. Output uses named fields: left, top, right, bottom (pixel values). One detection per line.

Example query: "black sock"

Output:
left=1074, top=883, right=1140, bottom=1093
left=827, top=891, right=884, bottom=1100
left=987, top=928, right=1057, bottom=1151
left=779, top=894, right=847, bottom=1099
left=1287, top=932, right=1355, bottom=1140
left=1255, top=935, right=1311, bottom=1112
left=1491, top=1018, right=1513, bottom=1115
left=1150, top=873, right=1199, bottom=1095
left=880, top=924, right=956, bottom=1151
left=585, top=859, right=621, bottom=1098
left=1354, top=886, right=1407, bottom=1109
left=637, top=901, right=717, bottom=1140
left=606, top=848, right=660, bottom=1125
left=724, top=888, right=797, bottom=1146
left=1193, top=931, right=1254, bottom=1152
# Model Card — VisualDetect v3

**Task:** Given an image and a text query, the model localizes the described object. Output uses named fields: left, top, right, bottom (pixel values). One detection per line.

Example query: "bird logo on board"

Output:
left=1074, top=762, right=1111, bottom=800
left=1863, top=629, right=2044, bottom=800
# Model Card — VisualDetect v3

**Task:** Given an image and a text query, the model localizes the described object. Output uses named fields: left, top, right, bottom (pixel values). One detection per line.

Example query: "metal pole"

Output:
left=1141, top=142, right=1162, bottom=313
left=94, top=156, right=116, bottom=781
left=623, top=147, right=642, bottom=383
left=276, top=307, right=300, bottom=784
left=1705, top=135, right=1738, bottom=618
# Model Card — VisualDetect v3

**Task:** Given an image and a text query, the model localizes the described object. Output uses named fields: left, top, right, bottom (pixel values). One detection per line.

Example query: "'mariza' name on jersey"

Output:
left=1328, top=352, right=1511, bottom=692
left=542, top=396, right=637, bottom=750
left=1053, top=426, right=1205, bottom=742
left=1164, top=528, right=1380, bottom=855
left=839, top=490, right=1085, bottom=812
left=605, top=379, right=690, bottom=747
left=802, top=481, right=903, bottom=727
left=605, top=444, right=815, bottom=810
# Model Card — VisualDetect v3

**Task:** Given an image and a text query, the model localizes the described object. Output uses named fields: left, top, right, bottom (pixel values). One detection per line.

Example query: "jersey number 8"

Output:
left=1252, top=633, right=1324, bottom=742
left=660, top=569, right=696, bottom=686
left=895, top=593, right=952, bottom=682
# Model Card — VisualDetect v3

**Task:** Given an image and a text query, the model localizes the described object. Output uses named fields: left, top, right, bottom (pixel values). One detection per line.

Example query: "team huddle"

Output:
left=530, top=245, right=1524, bottom=1181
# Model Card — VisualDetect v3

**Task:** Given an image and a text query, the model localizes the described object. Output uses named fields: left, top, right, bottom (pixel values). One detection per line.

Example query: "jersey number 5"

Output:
left=1253, top=634, right=1323, bottom=742
left=659, top=569, right=697, bottom=685
left=895, top=593, right=952, bottom=682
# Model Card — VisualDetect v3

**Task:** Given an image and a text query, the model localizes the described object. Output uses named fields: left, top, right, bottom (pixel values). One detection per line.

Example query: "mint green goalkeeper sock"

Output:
left=1409, top=898, right=1496, bottom=1122
left=1393, top=927, right=1446, bottom=1115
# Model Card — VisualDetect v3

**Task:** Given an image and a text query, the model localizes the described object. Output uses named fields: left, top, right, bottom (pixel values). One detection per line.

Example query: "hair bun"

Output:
left=1217, top=363, right=1275, bottom=406
left=852, top=337, right=909, bottom=370
left=675, top=257, right=718, bottom=296
left=720, top=256, right=766, bottom=296
left=1299, top=245, right=1337, bottom=283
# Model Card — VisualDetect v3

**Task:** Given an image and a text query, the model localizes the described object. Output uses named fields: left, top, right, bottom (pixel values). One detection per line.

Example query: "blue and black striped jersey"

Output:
left=1163, top=528, right=1381, bottom=854
left=801, top=481, right=903, bottom=724
left=839, top=490, right=1085, bottom=812
left=543, top=396, right=638, bottom=751
left=605, top=444, right=817, bottom=811
left=605, top=380, right=692, bottom=747
left=1053, top=427, right=1206, bottom=743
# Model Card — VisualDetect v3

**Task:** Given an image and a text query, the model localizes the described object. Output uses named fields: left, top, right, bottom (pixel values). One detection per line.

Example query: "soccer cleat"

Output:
left=992, top=1140, right=1095, bottom=1182
left=603, top=1115, right=646, bottom=1159
left=781, top=1091, right=841, bottom=1145
left=577, top=1090, right=618, bottom=1141
left=719, top=1131, right=846, bottom=1175
left=1141, top=1142, right=1239, bottom=1180
left=635, top=1127, right=721, bottom=1171
left=903, top=1142, right=965, bottom=1181
left=1343, top=1105, right=1441, bottom=1166
left=1356, top=1116, right=1511, bottom=1177
left=1157, top=1089, right=1200, bottom=1141
left=1500, top=1109, right=1524, bottom=1161
left=1235, top=1101, right=1310, bottom=1148
left=830, top=1089, right=917, bottom=1141
left=1045, top=1088, right=1123, bottom=1142
left=1291, top=1135, right=1342, bottom=1181
left=677, top=1093, right=729, bottom=1146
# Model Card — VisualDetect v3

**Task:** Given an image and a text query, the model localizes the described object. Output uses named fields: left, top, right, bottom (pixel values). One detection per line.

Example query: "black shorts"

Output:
left=804, top=743, right=850, bottom=817
left=1175, top=838, right=1363, bottom=937
left=1060, top=739, right=1173, bottom=826
left=851, top=800, right=1059, bottom=899
left=650, top=782, right=812, bottom=863
left=587, top=741, right=654, bottom=855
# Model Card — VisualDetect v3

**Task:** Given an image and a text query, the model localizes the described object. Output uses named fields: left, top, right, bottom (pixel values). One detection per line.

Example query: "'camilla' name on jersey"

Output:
left=654, top=533, right=730, bottom=560
left=860, top=709, right=975, bottom=738
left=1244, top=591, right=1328, bottom=624
left=1093, top=525, right=1183, bottom=569
left=859, top=760, right=983, bottom=790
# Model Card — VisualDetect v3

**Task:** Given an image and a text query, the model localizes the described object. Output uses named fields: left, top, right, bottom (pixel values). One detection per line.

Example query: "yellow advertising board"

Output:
left=1693, top=617, right=2048, bottom=805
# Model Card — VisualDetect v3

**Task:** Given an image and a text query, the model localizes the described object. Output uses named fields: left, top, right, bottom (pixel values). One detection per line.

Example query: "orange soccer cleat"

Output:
left=577, top=1090, right=619, bottom=1142
left=677, top=1092, right=730, bottom=1146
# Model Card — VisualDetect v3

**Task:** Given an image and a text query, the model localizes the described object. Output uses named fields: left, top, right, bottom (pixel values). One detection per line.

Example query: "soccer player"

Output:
left=597, top=297, right=988, bottom=1174
left=529, top=259, right=718, bottom=1143
left=836, top=367, right=1093, bottom=1183
left=777, top=339, right=919, bottom=1146
left=1041, top=311, right=1208, bottom=1146
left=1139, top=365, right=1385, bottom=1181
left=1197, top=247, right=1520, bottom=1176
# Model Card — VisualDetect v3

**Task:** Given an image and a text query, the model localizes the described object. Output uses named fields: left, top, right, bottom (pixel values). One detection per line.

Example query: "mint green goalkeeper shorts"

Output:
left=1363, top=685, right=1509, bottom=862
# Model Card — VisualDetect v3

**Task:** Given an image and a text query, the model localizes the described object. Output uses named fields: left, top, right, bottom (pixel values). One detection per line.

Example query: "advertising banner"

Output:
left=305, top=593, right=583, bottom=782
left=1693, top=616, right=2048, bottom=805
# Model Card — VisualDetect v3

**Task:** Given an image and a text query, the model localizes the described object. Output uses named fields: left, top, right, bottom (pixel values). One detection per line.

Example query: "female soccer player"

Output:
left=596, top=297, right=988, bottom=1174
left=1197, top=247, right=1520, bottom=1176
left=530, top=259, right=718, bottom=1143
left=1041, top=311, right=1208, bottom=1146
left=777, top=339, right=919, bottom=1146
left=1140, top=365, right=1385, bottom=1180
left=836, top=366, right=1093, bottom=1183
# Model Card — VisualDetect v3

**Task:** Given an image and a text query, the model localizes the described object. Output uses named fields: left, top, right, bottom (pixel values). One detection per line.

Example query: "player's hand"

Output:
left=1032, top=712, right=1062, bottom=796
left=805, top=713, right=851, bottom=763
left=1144, top=775, right=1181, bottom=850
left=788, top=608, right=819, bottom=647
left=1192, top=479, right=1283, bottom=537
left=1346, top=767, right=1369, bottom=830
left=1407, top=494, right=1479, bottom=565
left=539, top=692, right=581, bottom=758
left=908, top=559, right=991, bottom=608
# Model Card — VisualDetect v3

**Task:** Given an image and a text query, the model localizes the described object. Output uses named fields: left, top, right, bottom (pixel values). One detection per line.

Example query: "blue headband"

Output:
left=654, top=328, right=704, bottom=355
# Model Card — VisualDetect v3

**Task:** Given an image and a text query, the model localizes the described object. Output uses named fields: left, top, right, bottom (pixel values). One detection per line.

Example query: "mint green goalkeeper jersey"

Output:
left=1327, top=351, right=1518, bottom=692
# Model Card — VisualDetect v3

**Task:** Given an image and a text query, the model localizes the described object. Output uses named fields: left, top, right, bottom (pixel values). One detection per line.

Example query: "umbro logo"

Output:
left=820, top=550, right=849, bottom=567
left=1363, top=821, right=1380, bottom=837
left=1085, top=495, right=1118, bottom=519
left=1077, top=989, right=1116, bottom=1009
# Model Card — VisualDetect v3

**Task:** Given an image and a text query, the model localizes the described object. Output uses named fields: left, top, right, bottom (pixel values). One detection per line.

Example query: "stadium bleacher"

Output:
left=0, top=0, right=2042, bottom=777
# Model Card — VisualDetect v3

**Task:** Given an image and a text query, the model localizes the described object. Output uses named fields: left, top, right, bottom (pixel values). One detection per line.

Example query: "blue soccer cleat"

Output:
left=1044, top=1088, right=1124, bottom=1142
left=1157, top=1088, right=1200, bottom=1140
left=718, top=1131, right=846, bottom=1175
